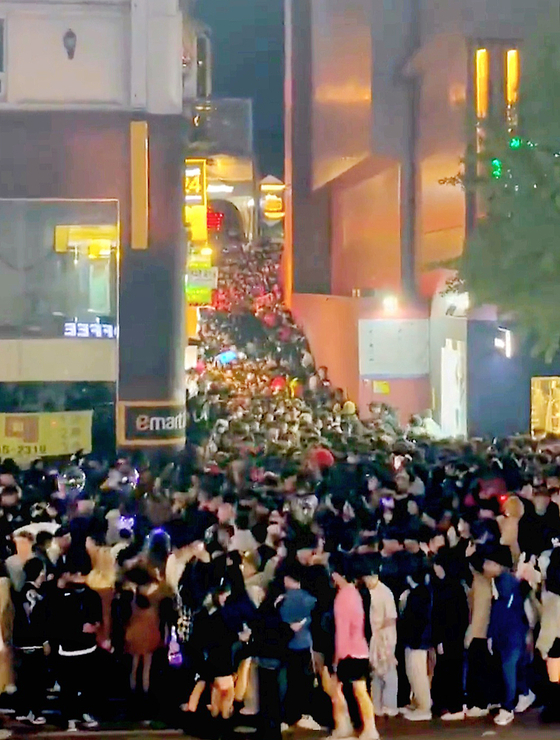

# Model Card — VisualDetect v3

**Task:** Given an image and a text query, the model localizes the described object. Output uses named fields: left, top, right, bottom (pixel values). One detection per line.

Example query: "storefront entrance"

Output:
left=531, top=377, right=560, bottom=436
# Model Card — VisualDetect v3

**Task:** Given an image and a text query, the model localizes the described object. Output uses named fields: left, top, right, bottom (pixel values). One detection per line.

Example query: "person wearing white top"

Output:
left=364, top=574, right=399, bottom=717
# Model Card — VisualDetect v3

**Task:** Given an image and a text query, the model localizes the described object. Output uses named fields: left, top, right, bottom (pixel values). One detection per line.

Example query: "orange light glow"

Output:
left=475, top=49, right=489, bottom=119
left=506, top=49, right=520, bottom=106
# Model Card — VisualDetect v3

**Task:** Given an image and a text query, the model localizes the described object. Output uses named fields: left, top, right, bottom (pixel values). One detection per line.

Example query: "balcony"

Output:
left=184, top=98, right=254, bottom=158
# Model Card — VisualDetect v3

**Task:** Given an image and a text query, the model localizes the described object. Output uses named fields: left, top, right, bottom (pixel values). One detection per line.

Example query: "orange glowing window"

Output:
left=475, top=48, right=489, bottom=119
left=506, top=49, right=520, bottom=106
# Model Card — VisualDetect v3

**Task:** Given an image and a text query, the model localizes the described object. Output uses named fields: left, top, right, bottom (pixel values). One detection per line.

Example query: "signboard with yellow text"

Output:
left=0, top=411, right=93, bottom=459
left=184, top=159, right=208, bottom=244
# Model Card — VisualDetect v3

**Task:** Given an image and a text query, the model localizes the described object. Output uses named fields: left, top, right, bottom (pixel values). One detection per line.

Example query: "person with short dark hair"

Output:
left=12, top=557, right=48, bottom=725
left=278, top=562, right=320, bottom=731
left=400, top=567, right=433, bottom=721
left=52, top=553, right=101, bottom=731
left=331, top=557, right=378, bottom=740
left=484, top=546, right=533, bottom=726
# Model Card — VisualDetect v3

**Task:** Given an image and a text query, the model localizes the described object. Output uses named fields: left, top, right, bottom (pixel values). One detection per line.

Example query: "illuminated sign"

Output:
left=117, top=402, right=187, bottom=447
left=184, top=159, right=208, bottom=243
left=185, top=267, right=218, bottom=306
left=63, top=322, right=118, bottom=339
left=207, top=208, right=225, bottom=232
left=184, top=160, right=207, bottom=207
left=262, top=193, right=285, bottom=221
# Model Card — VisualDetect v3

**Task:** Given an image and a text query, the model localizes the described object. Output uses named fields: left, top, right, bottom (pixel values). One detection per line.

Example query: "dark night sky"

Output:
left=196, top=0, right=284, bottom=178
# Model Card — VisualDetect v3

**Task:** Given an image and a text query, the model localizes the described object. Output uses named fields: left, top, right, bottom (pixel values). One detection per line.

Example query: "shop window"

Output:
left=0, top=201, right=118, bottom=339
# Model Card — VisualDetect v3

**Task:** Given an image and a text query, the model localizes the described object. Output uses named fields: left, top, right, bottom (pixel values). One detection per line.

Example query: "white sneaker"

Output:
left=465, top=706, right=489, bottom=718
left=359, top=725, right=380, bottom=740
left=441, top=711, right=465, bottom=721
left=403, top=709, right=432, bottom=721
left=381, top=707, right=399, bottom=718
left=515, top=690, right=536, bottom=714
left=297, top=715, right=325, bottom=731
left=81, top=713, right=99, bottom=729
left=28, top=713, right=47, bottom=726
left=494, top=709, right=514, bottom=726
left=329, top=720, right=354, bottom=738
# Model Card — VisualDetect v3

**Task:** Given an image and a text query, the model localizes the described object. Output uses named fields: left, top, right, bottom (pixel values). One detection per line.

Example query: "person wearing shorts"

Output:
left=331, top=558, right=379, bottom=740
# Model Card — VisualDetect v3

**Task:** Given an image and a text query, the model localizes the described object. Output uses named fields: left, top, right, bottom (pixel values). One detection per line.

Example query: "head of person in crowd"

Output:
left=23, top=556, right=46, bottom=588
left=483, top=544, right=513, bottom=579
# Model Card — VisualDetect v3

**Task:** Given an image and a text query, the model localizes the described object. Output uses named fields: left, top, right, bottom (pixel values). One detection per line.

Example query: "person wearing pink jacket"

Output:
left=331, top=557, right=379, bottom=740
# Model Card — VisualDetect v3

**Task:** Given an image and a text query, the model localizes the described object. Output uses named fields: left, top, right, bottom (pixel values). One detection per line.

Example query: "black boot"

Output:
left=541, top=682, right=560, bottom=723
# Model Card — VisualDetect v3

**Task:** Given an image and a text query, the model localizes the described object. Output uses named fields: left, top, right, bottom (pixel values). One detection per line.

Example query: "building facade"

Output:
left=286, top=0, right=560, bottom=436
left=0, top=0, right=190, bottom=457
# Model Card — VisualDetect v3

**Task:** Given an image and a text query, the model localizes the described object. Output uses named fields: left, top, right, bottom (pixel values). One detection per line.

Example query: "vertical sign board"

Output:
left=130, top=121, right=149, bottom=250
left=184, top=159, right=208, bottom=244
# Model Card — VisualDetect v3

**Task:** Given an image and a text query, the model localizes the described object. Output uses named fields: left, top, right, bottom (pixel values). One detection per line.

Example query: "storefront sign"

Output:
left=184, top=159, right=208, bottom=244
left=63, top=322, right=118, bottom=339
left=373, top=381, right=391, bottom=395
left=184, top=160, right=207, bottom=207
left=186, top=267, right=218, bottom=306
left=117, top=402, right=187, bottom=447
left=0, top=411, right=92, bottom=459
left=261, top=193, right=285, bottom=221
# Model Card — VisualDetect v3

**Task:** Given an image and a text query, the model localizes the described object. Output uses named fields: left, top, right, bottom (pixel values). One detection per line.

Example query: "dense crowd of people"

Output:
left=1, top=238, right=560, bottom=740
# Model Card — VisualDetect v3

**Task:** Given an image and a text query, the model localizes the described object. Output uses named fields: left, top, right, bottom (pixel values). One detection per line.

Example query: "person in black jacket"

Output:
left=13, top=558, right=49, bottom=725
left=400, top=566, right=433, bottom=721
left=253, top=593, right=292, bottom=740
left=431, top=551, right=469, bottom=720
left=52, top=552, right=102, bottom=732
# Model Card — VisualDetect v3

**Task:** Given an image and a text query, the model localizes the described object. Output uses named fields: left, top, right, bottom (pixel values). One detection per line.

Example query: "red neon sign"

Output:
left=207, top=208, right=225, bottom=232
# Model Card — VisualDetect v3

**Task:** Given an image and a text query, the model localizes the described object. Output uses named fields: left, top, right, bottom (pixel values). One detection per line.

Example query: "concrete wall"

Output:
left=292, top=293, right=360, bottom=405
left=292, top=293, right=431, bottom=422
left=311, top=0, right=372, bottom=189
left=0, top=0, right=184, bottom=113
left=331, top=161, right=401, bottom=296
left=0, top=111, right=185, bottom=404
left=421, top=0, right=560, bottom=42
left=0, top=340, right=117, bottom=382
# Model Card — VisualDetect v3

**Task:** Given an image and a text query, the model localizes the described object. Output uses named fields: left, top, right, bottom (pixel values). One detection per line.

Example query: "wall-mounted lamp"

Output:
left=382, top=294, right=399, bottom=315
left=63, top=29, right=77, bottom=60
left=494, top=327, right=513, bottom=358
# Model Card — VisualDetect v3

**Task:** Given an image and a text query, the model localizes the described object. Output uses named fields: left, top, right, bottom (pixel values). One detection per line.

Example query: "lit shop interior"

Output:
left=0, top=200, right=118, bottom=456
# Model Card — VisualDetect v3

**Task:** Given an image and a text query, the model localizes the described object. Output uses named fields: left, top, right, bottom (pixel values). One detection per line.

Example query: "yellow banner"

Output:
left=0, top=411, right=93, bottom=459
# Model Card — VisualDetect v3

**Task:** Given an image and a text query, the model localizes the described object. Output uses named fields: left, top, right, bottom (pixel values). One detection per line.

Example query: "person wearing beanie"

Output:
left=484, top=545, right=533, bottom=725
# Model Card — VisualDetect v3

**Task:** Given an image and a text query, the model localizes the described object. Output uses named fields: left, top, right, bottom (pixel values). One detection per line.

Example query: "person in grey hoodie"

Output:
left=278, top=562, right=322, bottom=730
